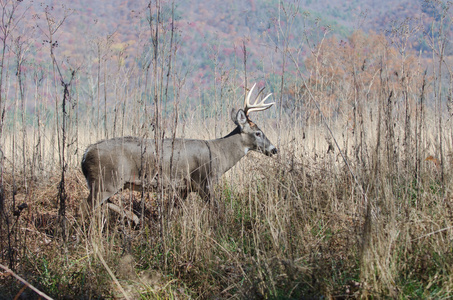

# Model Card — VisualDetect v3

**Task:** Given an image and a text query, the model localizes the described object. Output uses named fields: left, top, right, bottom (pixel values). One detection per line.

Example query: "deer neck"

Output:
left=208, top=127, right=247, bottom=176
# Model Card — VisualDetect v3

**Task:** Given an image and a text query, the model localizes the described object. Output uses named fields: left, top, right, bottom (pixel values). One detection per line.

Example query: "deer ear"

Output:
left=231, top=108, right=238, bottom=123
left=232, top=109, right=247, bottom=127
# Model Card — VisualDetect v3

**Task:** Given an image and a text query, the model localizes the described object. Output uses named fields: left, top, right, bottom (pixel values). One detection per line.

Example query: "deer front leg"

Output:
left=199, top=177, right=221, bottom=211
left=193, top=174, right=214, bottom=201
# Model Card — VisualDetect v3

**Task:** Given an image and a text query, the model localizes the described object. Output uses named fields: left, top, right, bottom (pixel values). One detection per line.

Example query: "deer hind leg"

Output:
left=106, top=202, right=140, bottom=225
left=83, top=180, right=117, bottom=217
left=87, top=177, right=121, bottom=208
left=100, top=183, right=141, bottom=226
left=85, top=186, right=140, bottom=226
left=84, top=175, right=139, bottom=224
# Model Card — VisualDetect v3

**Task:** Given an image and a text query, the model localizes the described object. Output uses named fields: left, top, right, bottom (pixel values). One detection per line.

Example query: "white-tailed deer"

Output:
left=81, top=83, right=277, bottom=224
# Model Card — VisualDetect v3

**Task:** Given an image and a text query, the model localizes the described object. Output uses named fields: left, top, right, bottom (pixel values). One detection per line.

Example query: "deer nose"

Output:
left=271, top=147, right=278, bottom=155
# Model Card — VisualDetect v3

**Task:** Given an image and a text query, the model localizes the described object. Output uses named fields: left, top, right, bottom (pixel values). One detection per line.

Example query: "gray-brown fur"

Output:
left=82, top=100, right=276, bottom=224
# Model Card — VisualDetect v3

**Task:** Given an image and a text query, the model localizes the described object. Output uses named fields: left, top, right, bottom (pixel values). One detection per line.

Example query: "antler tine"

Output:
left=247, top=93, right=275, bottom=114
left=256, top=86, right=266, bottom=101
left=244, top=83, right=256, bottom=113
left=244, top=83, right=275, bottom=116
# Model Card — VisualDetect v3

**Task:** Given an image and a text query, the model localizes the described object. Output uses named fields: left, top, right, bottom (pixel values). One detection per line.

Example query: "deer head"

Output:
left=231, top=83, right=277, bottom=157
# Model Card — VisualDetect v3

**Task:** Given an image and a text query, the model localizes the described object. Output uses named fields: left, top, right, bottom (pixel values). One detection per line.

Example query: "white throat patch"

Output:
left=244, top=147, right=250, bottom=155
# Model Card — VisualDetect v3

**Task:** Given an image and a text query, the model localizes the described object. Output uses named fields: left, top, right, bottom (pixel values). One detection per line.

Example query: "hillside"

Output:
left=23, top=0, right=441, bottom=97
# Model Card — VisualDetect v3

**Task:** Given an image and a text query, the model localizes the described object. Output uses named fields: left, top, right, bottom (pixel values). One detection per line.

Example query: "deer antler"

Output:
left=244, top=83, right=275, bottom=117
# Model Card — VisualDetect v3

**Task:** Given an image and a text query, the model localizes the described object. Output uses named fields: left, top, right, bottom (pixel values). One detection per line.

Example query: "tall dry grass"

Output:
left=1, top=0, right=453, bottom=299
left=1, top=106, right=452, bottom=298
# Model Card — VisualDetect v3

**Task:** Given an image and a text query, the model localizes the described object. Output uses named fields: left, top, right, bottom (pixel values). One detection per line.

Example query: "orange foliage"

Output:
left=298, top=30, right=426, bottom=121
left=425, top=155, right=441, bottom=170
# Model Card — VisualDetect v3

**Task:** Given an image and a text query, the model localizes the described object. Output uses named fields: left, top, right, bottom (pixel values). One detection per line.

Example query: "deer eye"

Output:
left=255, top=131, right=262, bottom=137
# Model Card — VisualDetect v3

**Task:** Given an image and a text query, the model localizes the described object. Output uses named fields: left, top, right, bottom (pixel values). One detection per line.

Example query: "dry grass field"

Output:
left=1, top=107, right=453, bottom=299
